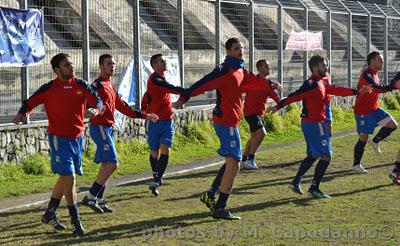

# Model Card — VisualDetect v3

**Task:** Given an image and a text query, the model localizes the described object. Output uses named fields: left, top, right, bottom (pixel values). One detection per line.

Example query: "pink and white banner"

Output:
left=285, top=31, right=323, bottom=51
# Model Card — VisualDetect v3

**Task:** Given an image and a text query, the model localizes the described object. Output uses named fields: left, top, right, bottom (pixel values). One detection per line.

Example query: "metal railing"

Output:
left=0, top=0, right=399, bottom=124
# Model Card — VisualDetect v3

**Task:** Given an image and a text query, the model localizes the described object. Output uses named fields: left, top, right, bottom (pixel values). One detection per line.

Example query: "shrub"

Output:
left=21, top=154, right=50, bottom=175
left=332, top=106, right=346, bottom=122
left=264, top=113, right=284, bottom=133
left=383, top=95, right=400, bottom=110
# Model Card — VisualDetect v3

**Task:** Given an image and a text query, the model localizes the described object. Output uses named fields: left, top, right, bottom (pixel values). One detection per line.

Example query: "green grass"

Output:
left=0, top=105, right=399, bottom=198
left=1, top=122, right=400, bottom=245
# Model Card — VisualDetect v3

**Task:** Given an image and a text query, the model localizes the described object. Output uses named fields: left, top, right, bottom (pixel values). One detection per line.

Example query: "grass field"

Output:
left=1, top=125, right=399, bottom=245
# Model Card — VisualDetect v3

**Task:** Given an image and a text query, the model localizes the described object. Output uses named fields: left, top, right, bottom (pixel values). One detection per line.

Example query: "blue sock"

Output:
left=293, top=156, right=316, bottom=184
left=156, top=154, right=169, bottom=183
left=393, top=162, right=400, bottom=172
left=248, top=154, right=255, bottom=160
left=89, top=182, right=103, bottom=198
left=149, top=155, right=159, bottom=182
left=46, top=197, right=61, bottom=214
left=310, top=159, right=330, bottom=191
left=215, top=192, right=230, bottom=210
left=373, top=127, right=395, bottom=143
left=353, top=140, right=366, bottom=166
left=68, top=204, right=80, bottom=222
left=208, top=164, right=226, bottom=199
left=97, top=185, right=105, bottom=200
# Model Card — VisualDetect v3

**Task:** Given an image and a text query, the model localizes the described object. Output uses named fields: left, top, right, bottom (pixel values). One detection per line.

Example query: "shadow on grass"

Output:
left=36, top=212, right=215, bottom=245
left=33, top=182, right=392, bottom=245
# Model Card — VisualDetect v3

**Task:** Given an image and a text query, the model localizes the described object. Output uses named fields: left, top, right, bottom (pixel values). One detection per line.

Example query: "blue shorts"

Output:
left=48, top=134, right=84, bottom=176
left=324, top=104, right=332, bottom=125
left=301, top=121, right=332, bottom=158
left=355, top=108, right=393, bottom=135
left=146, top=119, right=174, bottom=151
left=90, top=125, right=118, bottom=164
left=214, top=123, right=242, bottom=161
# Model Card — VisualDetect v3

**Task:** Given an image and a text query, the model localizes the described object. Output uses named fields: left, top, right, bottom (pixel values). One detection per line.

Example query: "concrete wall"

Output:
left=0, top=93, right=378, bottom=165
left=0, top=105, right=214, bottom=164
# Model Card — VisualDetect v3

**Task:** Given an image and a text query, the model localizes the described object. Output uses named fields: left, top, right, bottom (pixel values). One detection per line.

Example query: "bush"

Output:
left=21, top=154, right=50, bottom=175
left=396, top=91, right=400, bottom=104
left=264, top=113, right=284, bottom=133
left=383, top=95, right=400, bottom=110
left=0, top=163, right=25, bottom=181
left=283, top=104, right=301, bottom=126
left=332, top=106, right=346, bottom=122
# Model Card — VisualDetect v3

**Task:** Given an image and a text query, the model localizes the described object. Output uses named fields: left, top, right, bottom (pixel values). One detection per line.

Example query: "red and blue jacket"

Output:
left=354, top=67, right=393, bottom=116
left=89, top=76, right=144, bottom=126
left=180, top=56, right=270, bottom=126
left=277, top=75, right=357, bottom=122
left=141, top=72, right=185, bottom=120
left=243, top=76, right=280, bottom=117
left=322, top=75, right=331, bottom=106
left=18, top=77, right=103, bottom=138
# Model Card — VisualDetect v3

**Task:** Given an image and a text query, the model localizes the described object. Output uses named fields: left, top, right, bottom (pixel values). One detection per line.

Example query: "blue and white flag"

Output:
left=0, top=7, right=45, bottom=67
left=141, top=55, right=180, bottom=102
left=114, top=58, right=136, bottom=131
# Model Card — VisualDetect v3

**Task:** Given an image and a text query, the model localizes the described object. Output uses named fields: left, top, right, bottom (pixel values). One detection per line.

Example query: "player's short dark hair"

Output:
left=99, top=54, right=113, bottom=65
left=51, top=53, right=70, bottom=70
left=225, top=38, right=240, bottom=51
left=367, top=51, right=381, bottom=65
left=308, top=55, right=325, bottom=72
left=256, top=59, right=268, bottom=70
left=150, top=54, right=163, bottom=68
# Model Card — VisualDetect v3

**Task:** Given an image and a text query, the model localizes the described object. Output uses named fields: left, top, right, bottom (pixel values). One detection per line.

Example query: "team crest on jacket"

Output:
left=76, top=90, right=83, bottom=96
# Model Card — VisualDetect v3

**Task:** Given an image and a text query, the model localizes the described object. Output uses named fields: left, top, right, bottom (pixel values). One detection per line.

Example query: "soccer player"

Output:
left=13, top=53, right=103, bottom=237
left=81, top=54, right=159, bottom=213
left=390, top=150, right=400, bottom=185
left=352, top=51, right=398, bottom=174
left=268, top=55, right=371, bottom=198
left=141, top=54, right=186, bottom=196
left=241, top=59, right=280, bottom=169
left=178, top=38, right=275, bottom=220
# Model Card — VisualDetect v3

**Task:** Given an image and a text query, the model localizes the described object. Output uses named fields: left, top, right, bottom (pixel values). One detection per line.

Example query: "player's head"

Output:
left=367, top=51, right=383, bottom=71
left=225, top=38, right=243, bottom=60
left=256, top=59, right=270, bottom=76
left=99, top=54, right=115, bottom=77
left=51, top=53, right=74, bottom=80
left=150, top=54, right=166, bottom=73
left=308, top=55, right=327, bottom=78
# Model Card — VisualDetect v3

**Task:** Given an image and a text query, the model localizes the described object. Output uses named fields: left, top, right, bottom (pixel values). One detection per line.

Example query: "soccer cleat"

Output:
left=212, top=208, right=241, bottom=220
left=353, top=164, right=368, bottom=174
left=389, top=172, right=400, bottom=185
left=71, top=220, right=85, bottom=237
left=149, top=182, right=159, bottom=196
left=242, top=159, right=259, bottom=170
left=371, top=141, right=382, bottom=155
left=308, top=189, right=331, bottom=199
left=41, top=212, right=66, bottom=230
left=288, top=183, right=304, bottom=195
left=200, top=192, right=216, bottom=212
left=81, top=196, right=104, bottom=213
left=98, top=200, right=114, bottom=213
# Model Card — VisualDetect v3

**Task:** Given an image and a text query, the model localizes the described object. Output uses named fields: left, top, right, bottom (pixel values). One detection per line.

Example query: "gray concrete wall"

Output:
left=0, top=105, right=214, bottom=164
left=0, top=93, right=380, bottom=165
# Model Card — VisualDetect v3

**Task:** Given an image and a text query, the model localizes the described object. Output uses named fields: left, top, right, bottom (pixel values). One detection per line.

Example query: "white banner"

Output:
left=141, top=55, right=181, bottom=102
left=285, top=31, right=323, bottom=51
left=115, top=55, right=181, bottom=131
left=114, top=58, right=136, bottom=131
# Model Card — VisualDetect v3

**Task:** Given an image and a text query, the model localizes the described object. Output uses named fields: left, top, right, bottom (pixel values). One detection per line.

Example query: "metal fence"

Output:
left=0, top=0, right=399, bottom=124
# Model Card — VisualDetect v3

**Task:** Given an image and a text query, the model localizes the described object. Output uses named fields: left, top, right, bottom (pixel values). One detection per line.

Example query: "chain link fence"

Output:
left=0, top=0, right=399, bottom=124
